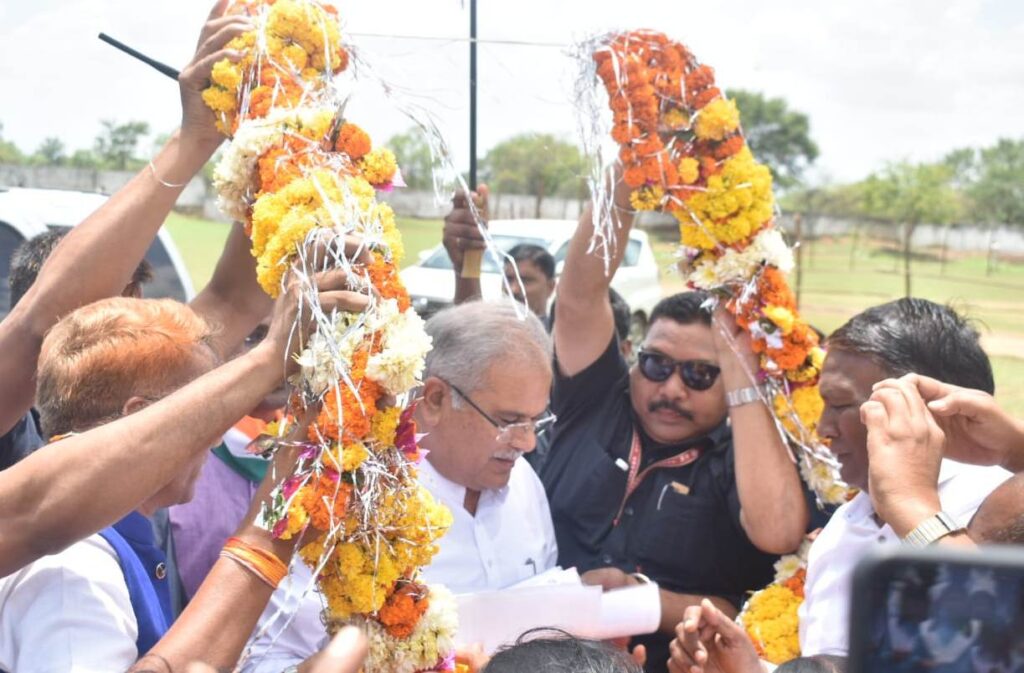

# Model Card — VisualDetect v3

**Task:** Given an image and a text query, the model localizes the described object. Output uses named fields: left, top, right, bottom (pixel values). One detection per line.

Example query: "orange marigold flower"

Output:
left=335, top=123, right=372, bottom=160
left=378, top=584, right=430, bottom=638
left=685, top=64, right=716, bottom=93
left=715, top=135, right=746, bottom=161
left=691, top=86, right=723, bottom=109
left=623, top=166, right=647, bottom=188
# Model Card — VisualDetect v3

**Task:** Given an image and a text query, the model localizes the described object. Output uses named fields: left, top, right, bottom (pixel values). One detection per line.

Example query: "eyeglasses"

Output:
left=637, top=350, right=721, bottom=391
left=442, top=379, right=557, bottom=443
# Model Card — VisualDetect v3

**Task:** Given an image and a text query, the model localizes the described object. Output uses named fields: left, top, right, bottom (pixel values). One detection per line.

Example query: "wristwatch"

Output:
left=902, top=511, right=964, bottom=547
left=726, top=385, right=763, bottom=408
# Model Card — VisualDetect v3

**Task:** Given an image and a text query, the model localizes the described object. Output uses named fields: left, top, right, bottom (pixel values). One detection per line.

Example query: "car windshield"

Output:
left=421, top=235, right=550, bottom=272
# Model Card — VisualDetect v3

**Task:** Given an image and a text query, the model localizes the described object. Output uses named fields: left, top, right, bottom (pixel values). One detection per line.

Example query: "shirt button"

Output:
left=155, top=562, right=167, bottom=580
left=624, top=507, right=634, bottom=517
left=602, top=554, right=613, bottom=565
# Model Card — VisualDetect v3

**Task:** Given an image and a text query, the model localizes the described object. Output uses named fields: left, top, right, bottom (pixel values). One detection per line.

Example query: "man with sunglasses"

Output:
left=540, top=186, right=810, bottom=672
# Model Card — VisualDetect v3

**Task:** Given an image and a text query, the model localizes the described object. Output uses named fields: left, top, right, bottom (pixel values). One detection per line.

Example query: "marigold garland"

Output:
left=205, top=2, right=453, bottom=671
left=593, top=30, right=848, bottom=505
left=737, top=539, right=811, bottom=665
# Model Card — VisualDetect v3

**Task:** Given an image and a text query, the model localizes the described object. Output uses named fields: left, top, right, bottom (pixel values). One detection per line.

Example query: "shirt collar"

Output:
left=114, top=510, right=157, bottom=546
left=844, top=458, right=971, bottom=524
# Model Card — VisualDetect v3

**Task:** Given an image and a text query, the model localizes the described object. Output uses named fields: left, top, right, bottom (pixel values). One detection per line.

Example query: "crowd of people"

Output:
left=2, top=4, right=1024, bottom=673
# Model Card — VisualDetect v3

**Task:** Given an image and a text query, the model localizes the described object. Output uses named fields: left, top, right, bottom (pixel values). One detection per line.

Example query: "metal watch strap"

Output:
left=726, top=385, right=762, bottom=408
left=902, top=511, right=961, bottom=547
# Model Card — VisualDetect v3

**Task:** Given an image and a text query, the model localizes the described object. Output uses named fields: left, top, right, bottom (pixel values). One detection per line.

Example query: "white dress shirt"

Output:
left=0, top=534, right=139, bottom=672
left=241, top=456, right=558, bottom=672
left=799, top=459, right=1011, bottom=656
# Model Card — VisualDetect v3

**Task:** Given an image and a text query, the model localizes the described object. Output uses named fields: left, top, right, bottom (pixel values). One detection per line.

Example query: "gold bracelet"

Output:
left=148, top=160, right=190, bottom=189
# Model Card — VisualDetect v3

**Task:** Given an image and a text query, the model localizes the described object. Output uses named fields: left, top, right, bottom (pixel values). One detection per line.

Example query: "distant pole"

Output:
left=469, top=0, right=478, bottom=190
left=794, top=213, right=804, bottom=307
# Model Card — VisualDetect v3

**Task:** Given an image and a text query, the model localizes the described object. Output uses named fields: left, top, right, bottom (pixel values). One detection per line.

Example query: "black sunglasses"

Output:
left=637, top=350, right=721, bottom=391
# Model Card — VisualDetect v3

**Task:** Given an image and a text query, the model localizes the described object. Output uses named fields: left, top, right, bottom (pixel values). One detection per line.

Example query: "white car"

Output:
left=0, top=187, right=195, bottom=318
left=399, top=219, right=664, bottom=339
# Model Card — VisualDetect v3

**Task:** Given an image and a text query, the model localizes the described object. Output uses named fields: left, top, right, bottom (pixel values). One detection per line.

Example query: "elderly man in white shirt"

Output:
left=799, top=298, right=1012, bottom=657
left=242, top=300, right=558, bottom=671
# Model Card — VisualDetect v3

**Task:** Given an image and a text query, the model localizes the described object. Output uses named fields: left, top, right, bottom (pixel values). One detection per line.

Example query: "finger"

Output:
left=860, top=399, right=888, bottom=431
left=903, top=372, right=954, bottom=403
left=181, top=48, right=243, bottom=89
left=194, top=19, right=253, bottom=62
left=206, top=0, right=230, bottom=22
left=311, top=268, right=351, bottom=293
left=667, top=638, right=701, bottom=670
left=319, top=290, right=371, bottom=315
left=631, top=644, right=646, bottom=667
left=460, top=238, right=487, bottom=251
left=927, top=389, right=987, bottom=418
left=681, top=605, right=703, bottom=633
left=446, top=222, right=486, bottom=241
left=312, top=626, right=368, bottom=673
left=196, top=14, right=252, bottom=48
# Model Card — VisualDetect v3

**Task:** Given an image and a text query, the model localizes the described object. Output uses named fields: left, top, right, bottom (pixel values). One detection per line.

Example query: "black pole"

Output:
left=469, top=0, right=478, bottom=190
left=98, top=33, right=180, bottom=80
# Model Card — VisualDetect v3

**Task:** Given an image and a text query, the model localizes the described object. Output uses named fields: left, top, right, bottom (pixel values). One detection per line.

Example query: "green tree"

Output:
left=385, top=127, right=435, bottom=190
left=94, top=119, right=150, bottom=170
left=726, top=89, right=819, bottom=189
left=0, top=122, right=25, bottom=165
left=69, top=149, right=102, bottom=169
left=969, top=139, right=1024, bottom=275
left=480, top=134, right=584, bottom=217
left=33, top=137, right=66, bottom=166
left=861, top=161, right=959, bottom=297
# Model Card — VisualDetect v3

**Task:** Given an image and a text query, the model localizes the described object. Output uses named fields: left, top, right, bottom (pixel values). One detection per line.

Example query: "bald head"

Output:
left=968, top=473, right=1024, bottom=545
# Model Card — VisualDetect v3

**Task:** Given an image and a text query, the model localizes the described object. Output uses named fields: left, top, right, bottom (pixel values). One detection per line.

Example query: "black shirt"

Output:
left=0, top=409, right=44, bottom=471
left=540, top=335, right=778, bottom=672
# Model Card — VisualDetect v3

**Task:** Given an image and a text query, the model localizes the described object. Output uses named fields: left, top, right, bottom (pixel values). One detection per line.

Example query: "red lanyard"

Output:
left=613, top=428, right=702, bottom=526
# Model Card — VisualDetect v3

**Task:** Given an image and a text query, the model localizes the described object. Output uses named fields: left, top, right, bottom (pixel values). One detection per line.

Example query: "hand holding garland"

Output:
left=714, top=310, right=809, bottom=554
left=129, top=265, right=371, bottom=672
left=0, top=255, right=366, bottom=577
left=0, top=1, right=249, bottom=437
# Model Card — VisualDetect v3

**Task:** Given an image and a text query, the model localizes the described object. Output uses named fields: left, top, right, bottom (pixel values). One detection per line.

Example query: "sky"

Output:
left=1, top=0, right=1023, bottom=184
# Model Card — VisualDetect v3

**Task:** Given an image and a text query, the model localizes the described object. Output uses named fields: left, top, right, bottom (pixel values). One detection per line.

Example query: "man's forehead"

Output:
left=820, top=349, right=889, bottom=396
left=643, top=320, right=716, bottom=359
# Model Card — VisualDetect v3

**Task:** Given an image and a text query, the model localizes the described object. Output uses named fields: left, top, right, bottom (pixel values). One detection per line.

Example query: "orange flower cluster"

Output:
left=313, top=348, right=385, bottom=445
left=378, top=583, right=431, bottom=638
left=782, top=568, right=806, bottom=600
left=299, top=474, right=352, bottom=530
left=595, top=31, right=746, bottom=211
left=728, top=268, right=821, bottom=379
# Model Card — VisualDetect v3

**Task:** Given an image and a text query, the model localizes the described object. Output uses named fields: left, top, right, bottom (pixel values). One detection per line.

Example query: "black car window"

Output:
left=0, top=221, right=26, bottom=318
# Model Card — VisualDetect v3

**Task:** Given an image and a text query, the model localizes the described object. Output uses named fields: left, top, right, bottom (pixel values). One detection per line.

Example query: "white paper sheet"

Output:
left=454, top=569, right=661, bottom=653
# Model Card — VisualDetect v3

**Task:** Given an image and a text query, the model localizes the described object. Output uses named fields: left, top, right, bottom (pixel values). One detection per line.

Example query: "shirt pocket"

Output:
left=637, top=487, right=722, bottom=588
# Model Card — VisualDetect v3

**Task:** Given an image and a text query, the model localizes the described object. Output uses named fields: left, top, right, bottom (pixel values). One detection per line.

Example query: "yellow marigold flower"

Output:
left=681, top=148, right=773, bottom=246
left=201, top=85, right=237, bottom=113
left=678, top=157, right=700, bottom=185
left=629, top=185, right=665, bottom=211
left=342, top=443, right=369, bottom=472
left=774, top=386, right=824, bottom=436
left=211, top=60, right=243, bottom=92
left=663, top=108, right=689, bottom=130
left=763, top=305, right=795, bottom=335
left=279, top=503, right=309, bottom=540
left=370, top=407, right=401, bottom=447
left=742, top=585, right=802, bottom=665
left=359, top=148, right=398, bottom=186
left=694, top=98, right=741, bottom=141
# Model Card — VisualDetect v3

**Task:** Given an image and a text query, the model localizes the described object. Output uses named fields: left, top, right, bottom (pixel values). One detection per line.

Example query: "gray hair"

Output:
left=424, top=299, right=552, bottom=397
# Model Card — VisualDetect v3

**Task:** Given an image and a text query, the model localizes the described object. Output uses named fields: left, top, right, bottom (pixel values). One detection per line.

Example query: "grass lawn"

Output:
left=166, top=212, right=1024, bottom=415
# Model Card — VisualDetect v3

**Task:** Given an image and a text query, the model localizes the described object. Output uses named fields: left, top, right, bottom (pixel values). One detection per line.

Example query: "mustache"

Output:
left=492, top=449, right=524, bottom=461
left=648, top=399, right=695, bottom=420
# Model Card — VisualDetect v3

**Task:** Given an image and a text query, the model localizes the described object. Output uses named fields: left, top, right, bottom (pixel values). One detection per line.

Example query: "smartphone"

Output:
left=848, top=545, right=1024, bottom=673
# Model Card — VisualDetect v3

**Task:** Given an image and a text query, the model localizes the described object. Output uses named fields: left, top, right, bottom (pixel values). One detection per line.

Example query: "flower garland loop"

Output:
left=593, top=30, right=849, bottom=505
left=205, top=2, right=455, bottom=671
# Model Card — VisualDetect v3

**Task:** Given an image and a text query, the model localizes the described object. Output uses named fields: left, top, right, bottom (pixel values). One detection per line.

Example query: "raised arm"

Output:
left=715, top=312, right=809, bottom=554
left=190, top=221, right=273, bottom=358
left=553, top=175, right=635, bottom=376
left=442, top=184, right=489, bottom=305
left=0, top=2, right=250, bottom=435
left=0, top=264, right=366, bottom=576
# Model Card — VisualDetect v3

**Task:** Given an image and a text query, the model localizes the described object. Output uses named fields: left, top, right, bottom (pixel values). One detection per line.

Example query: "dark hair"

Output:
left=828, top=298, right=993, bottom=394
left=8, top=229, right=153, bottom=309
left=775, top=655, right=847, bottom=673
left=507, top=244, right=556, bottom=281
left=609, top=288, right=631, bottom=342
left=649, top=291, right=712, bottom=328
left=482, top=629, right=642, bottom=673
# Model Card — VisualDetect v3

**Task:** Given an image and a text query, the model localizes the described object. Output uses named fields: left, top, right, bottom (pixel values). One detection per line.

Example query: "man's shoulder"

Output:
left=938, top=460, right=1013, bottom=517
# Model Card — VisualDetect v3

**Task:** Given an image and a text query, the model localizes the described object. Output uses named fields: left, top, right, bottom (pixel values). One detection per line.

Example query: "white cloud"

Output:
left=1, top=0, right=1021, bottom=183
